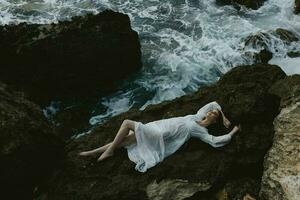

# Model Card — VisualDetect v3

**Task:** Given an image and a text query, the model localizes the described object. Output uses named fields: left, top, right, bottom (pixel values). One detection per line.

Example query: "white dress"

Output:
left=124, top=101, right=234, bottom=172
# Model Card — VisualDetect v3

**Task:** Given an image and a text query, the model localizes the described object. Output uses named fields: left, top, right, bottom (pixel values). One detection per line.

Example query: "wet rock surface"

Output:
left=34, top=64, right=286, bottom=200
left=240, top=28, right=300, bottom=63
left=0, top=9, right=142, bottom=107
left=0, top=82, right=64, bottom=199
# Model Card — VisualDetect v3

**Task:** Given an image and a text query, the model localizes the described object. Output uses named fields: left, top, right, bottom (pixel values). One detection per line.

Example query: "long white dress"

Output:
left=124, top=101, right=234, bottom=172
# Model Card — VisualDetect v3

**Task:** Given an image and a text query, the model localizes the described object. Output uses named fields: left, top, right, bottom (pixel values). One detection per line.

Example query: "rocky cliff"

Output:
left=259, top=75, right=300, bottom=200
left=33, top=64, right=287, bottom=200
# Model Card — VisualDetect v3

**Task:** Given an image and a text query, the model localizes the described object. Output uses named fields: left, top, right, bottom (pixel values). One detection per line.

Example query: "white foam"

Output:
left=269, top=56, right=300, bottom=75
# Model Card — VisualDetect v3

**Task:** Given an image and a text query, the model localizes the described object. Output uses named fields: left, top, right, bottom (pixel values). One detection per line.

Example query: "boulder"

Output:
left=240, top=28, right=299, bottom=63
left=0, top=9, right=142, bottom=106
left=216, top=0, right=267, bottom=10
left=259, top=75, right=300, bottom=200
left=0, top=82, right=64, bottom=199
left=34, top=64, right=286, bottom=199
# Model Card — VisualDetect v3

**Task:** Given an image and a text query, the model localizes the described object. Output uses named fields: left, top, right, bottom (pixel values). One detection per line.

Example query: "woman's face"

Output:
left=206, top=109, right=219, bottom=123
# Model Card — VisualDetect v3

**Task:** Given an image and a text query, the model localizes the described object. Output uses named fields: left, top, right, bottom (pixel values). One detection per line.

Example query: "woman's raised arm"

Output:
left=196, top=101, right=231, bottom=128
left=219, top=109, right=231, bottom=128
left=196, top=101, right=222, bottom=116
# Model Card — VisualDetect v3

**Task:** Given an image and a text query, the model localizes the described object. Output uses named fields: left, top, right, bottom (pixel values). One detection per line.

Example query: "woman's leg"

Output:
left=79, top=130, right=136, bottom=156
left=97, top=119, right=136, bottom=161
left=78, top=143, right=112, bottom=156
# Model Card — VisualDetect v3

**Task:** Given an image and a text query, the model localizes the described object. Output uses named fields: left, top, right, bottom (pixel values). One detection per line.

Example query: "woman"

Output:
left=79, top=101, right=242, bottom=172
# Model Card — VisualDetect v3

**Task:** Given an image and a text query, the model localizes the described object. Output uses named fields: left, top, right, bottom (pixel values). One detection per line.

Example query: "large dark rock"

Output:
left=0, top=82, right=64, bottom=199
left=0, top=9, right=142, bottom=106
left=216, top=0, right=267, bottom=10
left=34, top=64, right=286, bottom=200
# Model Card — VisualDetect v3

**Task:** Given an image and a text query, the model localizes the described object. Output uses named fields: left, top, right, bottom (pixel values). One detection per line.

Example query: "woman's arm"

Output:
left=218, top=109, right=231, bottom=128
left=196, top=101, right=221, bottom=116
left=205, top=124, right=241, bottom=148
left=198, top=101, right=230, bottom=128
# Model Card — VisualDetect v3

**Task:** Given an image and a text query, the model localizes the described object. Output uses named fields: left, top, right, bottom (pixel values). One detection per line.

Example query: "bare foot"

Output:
left=243, top=193, right=256, bottom=200
left=97, top=149, right=114, bottom=162
left=78, top=150, right=97, bottom=157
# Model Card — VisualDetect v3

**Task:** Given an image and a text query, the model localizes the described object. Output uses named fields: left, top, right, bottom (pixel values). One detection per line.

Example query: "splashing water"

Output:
left=1, top=0, right=300, bottom=137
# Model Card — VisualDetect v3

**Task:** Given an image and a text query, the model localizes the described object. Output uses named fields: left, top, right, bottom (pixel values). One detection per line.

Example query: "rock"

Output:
left=34, top=64, right=286, bottom=199
left=146, top=179, right=211, bottom=200
left=240, top=28, right=299, bottom=63
left=269, top=75, right=300, bottom=108
left=241, top=31, right=273, bottom=63
left=0, top=82, right=64, bottom=199
left=287, top=51, right=300, bottom=58
left=44, top=99, right=96, bottom=141
left=259, top=75, right=300, bottom=200
left=274, top=28, right=299, bottom=43
left=295, top=0, right=300, bottom=14
left=0, top=9, right=142, bottom=107
left=216, top=0, right=267, bottom=10
left=218, top=177, right=261, bottom=199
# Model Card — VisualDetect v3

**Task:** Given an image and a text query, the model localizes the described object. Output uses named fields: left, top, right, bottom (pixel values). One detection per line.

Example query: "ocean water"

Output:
left=1, top=0, right=300, bottom=138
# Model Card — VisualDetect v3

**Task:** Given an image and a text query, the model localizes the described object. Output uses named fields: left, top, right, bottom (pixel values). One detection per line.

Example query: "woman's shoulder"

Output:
left=186, top=119, right=207, bottom=131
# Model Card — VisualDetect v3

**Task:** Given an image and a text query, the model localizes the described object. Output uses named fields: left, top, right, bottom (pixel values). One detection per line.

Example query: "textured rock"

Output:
left=275, top=28, right=299, bottom=43
left=216, top=0, right=267, bottom=10
left=34, top=64, right=286, bottom=200
left=0, top=9, right=142, bottom=106
left=0, top=82, right=64, bottom=199
left=46, top=99, right=96, bottom=141
left=240, top=29, right=299, bottom=63
left=259, top=75, right=300, bottom=200
left=269, top=75, right=300, bottom=109
left=146, top=179, right=211, bottom=200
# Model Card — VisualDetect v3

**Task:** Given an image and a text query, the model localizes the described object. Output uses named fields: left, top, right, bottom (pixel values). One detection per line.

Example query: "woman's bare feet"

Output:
left=243, top=193, right=256, bottom=200
left=97, top=149, right=114, bottom=162
left=78, top=150, right=97, bottom=157
left=78, top=148, right=105, bottom=156
left=78, top=144, right=112, bottom=157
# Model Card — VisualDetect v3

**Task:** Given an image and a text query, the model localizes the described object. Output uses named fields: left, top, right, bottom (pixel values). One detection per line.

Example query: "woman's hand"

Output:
left=233, top=124, right=242, bottom=133
left=219, top=109, right=231, bottom=128
left=223, top=118, right=231, bottom=128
